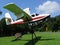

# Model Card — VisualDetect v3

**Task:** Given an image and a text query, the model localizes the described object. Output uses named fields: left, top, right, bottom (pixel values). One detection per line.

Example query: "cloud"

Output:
left=35, top=1, right=60, bottom=15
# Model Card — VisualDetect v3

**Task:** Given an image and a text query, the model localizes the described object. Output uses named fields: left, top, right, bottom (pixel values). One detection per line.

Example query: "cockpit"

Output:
left=31, top=13, right=39, bottom=17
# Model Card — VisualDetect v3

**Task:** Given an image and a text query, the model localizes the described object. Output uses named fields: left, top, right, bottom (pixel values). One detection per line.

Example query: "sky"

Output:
left=0, top=0, right=60, bottom=20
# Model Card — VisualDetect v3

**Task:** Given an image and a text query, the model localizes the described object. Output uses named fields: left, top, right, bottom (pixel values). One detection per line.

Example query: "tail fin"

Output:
left=5, top=13, right=13, bottom=25
left=24, top=8, right=30, bottom=15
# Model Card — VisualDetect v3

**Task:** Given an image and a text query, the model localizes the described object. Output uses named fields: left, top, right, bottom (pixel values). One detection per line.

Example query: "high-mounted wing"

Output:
left=3, top=3, right=32, bottom=21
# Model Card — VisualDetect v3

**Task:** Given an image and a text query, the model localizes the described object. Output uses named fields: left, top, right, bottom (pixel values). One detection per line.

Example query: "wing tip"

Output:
left=3, top=3, right=14, bottom=8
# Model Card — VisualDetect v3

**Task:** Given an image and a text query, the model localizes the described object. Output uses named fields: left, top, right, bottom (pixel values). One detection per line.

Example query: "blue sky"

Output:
left=0, top=0, right=60, bottom=20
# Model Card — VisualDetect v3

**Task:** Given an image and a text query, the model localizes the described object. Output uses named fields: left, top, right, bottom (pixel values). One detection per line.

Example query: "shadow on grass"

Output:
left=11, top=38, right=21, bottom=42
left=24, top=36, right=55, bottom=45
left=24, top=36, right=41, bottom=45
left=11, top=36, right=55, bottom=45
left=40, top=38, right=55, bottom=41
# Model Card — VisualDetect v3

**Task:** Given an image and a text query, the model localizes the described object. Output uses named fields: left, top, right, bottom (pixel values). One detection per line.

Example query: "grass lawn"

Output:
left=0, top=32, right=60, bottom=45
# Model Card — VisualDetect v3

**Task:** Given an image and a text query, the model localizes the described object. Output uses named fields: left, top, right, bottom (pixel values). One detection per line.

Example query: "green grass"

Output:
left=0, top=32, right=60, bottom=45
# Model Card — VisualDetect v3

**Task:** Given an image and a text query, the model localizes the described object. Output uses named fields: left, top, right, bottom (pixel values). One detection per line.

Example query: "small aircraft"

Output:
left=3, top=3, right=50, bottom=40
left=5, top=13, right=50, bottom=25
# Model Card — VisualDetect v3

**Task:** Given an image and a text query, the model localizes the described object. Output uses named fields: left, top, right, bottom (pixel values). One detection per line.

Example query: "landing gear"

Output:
left=31, top=33, right=36, bottom=45
left=31, top=29, right=37, bottom=45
